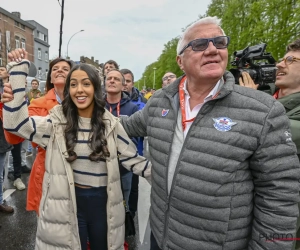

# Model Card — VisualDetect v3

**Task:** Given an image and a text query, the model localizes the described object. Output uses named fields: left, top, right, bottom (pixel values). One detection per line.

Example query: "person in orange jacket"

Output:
left=2, top=54, right=73, bottom=214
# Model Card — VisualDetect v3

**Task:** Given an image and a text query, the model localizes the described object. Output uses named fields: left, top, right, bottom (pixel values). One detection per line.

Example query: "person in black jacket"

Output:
left=0, top=66, right=26, bottom=191
left=104, top=69, right=139, bottom=211
left=0, top=78, right=14, bottom=213
left=121, top=68, right=147, bottom=218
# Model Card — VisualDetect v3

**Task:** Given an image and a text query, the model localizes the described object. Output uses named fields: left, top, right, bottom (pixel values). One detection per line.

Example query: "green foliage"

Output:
left=207, top=0, right=300, bottom=66
left=135, top=38, right=182, bottom=90
left=136, top=0, right=300, bottom=88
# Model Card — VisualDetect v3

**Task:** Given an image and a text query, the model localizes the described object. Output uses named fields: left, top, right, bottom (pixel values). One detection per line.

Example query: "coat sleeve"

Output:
left=116, top=122, right=151, bottom=183
left=290, top=119, right=300, bottom=155
left=0, top=106, right=25, bottom=144
left=120, top=101, right=149, bottom=137
left=248, top=100, right=300, bottom=250
left=2, top=60, right=52, bottom=148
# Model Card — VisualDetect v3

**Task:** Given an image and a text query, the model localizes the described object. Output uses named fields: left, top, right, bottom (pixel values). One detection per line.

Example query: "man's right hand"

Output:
left=1, top=82, right=14, bottom=103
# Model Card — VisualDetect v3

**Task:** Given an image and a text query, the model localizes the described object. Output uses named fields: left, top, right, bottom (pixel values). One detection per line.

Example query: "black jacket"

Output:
left=105, top=92, right=139, bottom=174
left=0, top=119, right=13, bottom=153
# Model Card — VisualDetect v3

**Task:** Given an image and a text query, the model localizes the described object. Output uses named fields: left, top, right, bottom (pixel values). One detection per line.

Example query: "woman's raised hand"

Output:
left=8, top=48, right=28, bottom=63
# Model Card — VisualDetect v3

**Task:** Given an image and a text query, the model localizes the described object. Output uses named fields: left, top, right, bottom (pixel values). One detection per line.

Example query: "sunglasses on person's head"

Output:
left=179, top=36, right=230, bottom=55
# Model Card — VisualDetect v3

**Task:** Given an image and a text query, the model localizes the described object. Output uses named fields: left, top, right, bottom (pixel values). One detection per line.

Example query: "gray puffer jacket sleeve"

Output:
left=249, top=100, right=300, bottom=249
left=120, top=101, right=149, bottom=138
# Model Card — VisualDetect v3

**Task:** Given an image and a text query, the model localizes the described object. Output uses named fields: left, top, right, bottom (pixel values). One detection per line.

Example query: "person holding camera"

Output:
left=239, top=39, right=300, bottom=161
left=240, top=38, right=300, bottom=250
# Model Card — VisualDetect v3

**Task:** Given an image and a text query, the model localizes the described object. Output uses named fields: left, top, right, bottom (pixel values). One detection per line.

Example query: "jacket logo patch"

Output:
left=284, top=131, right=292, bottom=143
left=213, top=117, right=237, bottom=132
left=162, top=109, right=169, bottom=117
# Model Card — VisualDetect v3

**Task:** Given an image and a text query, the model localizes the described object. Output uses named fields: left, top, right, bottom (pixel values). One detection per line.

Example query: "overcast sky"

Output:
left=2, top=0, right=211, bottom=80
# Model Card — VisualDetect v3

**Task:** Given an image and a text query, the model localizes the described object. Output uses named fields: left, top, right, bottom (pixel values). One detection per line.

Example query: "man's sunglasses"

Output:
left=179, top=36, right=230, bottom=55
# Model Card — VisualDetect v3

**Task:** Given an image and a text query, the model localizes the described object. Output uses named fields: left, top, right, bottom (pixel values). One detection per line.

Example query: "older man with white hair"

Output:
left=121, top=16, right=300, bottom=250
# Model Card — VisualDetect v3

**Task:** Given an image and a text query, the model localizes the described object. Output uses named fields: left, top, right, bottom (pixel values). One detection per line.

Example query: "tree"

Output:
left=137, top=0, right=300, bottom=85
left=207, top=0, right=300, bottom=63
left=135, top=38, right=182, bottom=90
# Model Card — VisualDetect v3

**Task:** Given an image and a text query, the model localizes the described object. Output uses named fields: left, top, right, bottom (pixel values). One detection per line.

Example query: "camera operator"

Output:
left=240, top=39, right=300, bottom=250
left=239, top=39, right=300, bottom=161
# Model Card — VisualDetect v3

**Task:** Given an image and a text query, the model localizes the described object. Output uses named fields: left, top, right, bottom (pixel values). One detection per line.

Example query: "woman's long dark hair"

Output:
left=62, top=63, right=110, bottom=162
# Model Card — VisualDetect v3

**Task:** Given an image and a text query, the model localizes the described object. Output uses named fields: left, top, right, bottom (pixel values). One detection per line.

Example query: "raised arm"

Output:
left=115, top=122, right=151, bottom=183
left=2, top=50, right=52, bottom=148
left=0, top=81, right=26, bottom=144
left=120, top=100, right=149, bottom=138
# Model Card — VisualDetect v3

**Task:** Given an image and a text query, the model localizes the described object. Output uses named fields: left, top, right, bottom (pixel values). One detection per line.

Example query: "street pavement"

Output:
left=0, top=151, right=152, bottom=250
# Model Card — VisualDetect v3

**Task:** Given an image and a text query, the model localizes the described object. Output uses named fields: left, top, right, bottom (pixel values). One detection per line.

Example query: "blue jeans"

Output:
left=0, top=152, right=7, bottom=205
left=27, top=141, right=32, bottom=152
left=121, top=171, right=133, bottom=210
left=76, top=186, right=108, bottom=250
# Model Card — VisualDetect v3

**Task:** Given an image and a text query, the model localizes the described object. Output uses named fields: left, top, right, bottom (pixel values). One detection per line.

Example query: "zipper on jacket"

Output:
left=41, top=125, right=56, bottom=211
left=54, top=124, right=80, bottom=248
left=161, top=94, right=179, bottom=249
left=42, top=177, right=50, bottom=212
left=162, top=115, right=201, bottom=248
left=41, top=124, right=56, bottom=213
left=161, top=98, right=222, bottom=249
left=164, top=93, right=180, bottom=194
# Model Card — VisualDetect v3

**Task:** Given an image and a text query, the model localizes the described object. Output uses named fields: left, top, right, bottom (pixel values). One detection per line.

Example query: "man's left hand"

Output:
left=239, top=72, right=259, bottom=89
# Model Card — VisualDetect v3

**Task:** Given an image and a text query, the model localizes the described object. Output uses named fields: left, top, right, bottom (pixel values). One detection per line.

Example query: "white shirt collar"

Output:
left=54, top=90, right=62, bottom=104
left=183, top=77, right=224, bottom=101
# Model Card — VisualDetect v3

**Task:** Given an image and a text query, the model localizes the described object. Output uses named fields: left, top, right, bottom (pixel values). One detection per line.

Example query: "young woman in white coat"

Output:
left=2, top=49, right=151, bottom=250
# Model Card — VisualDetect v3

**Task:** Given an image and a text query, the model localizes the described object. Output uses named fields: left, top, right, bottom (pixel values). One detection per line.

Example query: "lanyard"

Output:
left=108, top=101, right=120, bottom=117
left=179, top=76, right=220, bottom=131
left=179, top=77, right=195, bottom=131
left=273, top=90, right=279, bottom=99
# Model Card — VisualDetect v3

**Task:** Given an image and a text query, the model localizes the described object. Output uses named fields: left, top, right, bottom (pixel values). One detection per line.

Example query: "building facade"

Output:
left=78, top=56, right=103, bottom=82
left=26, top=20, right=50, bottom=80
left=0, top=8, right=35, bottom=66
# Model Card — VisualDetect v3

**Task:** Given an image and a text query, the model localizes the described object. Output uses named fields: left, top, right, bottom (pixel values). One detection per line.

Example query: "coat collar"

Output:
left=163, top=71, right=235, bottom=100
left=44, top=88, right=57, bottom=101
left=278, top=91, right=300, bottom=111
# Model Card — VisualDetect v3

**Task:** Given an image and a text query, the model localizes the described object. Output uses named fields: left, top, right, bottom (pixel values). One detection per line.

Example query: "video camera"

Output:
left=229, top=43, right=277, bottom=86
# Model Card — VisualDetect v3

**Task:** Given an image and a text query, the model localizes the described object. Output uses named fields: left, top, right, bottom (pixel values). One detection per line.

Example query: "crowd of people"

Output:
left=0, top=15, right=300, bottom=250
